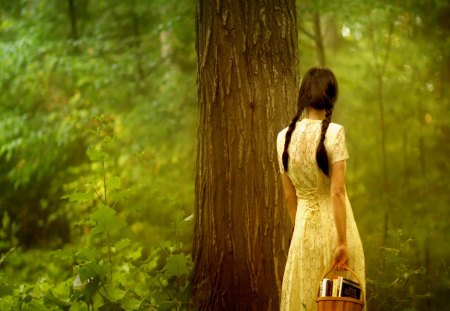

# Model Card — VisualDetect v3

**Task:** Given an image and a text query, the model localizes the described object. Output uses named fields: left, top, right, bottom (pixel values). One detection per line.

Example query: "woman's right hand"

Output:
left=332, top=244, right=349, bottom=270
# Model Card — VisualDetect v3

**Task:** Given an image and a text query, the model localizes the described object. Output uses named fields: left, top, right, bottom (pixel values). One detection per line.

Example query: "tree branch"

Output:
left=298, top=26, right=315, bottom=41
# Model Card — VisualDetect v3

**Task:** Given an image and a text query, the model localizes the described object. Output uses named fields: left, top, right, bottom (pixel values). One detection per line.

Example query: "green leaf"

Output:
left=86, top=147, right=105, bottom=162
left=73, top=275, right=102, bottom=304
left=90, top=204, right=124, bottom=235
left=98, top=301, right=126, bottom=311
left=96, top=285, right=125, bottom=310
left=122, top=294, right=142, bottom=311
left=164, top=253, right=191, bottom=278
left=2, top=212, right=10, bottom=229
left=44, top=291, right=71, bottom=311
left=380, top=247, right=400, bottom=256
left=158, top=241, right=176, bottom=254
left=108, top=176, right=121, bottom=190
left=62, top=191, right=94, bottom=203
left=76, top=248, right=96, bottom=262
left=114, top=238, right=130, bottom=252
left=0, top=285, right=14, bottom=297
left=123, top=247, right=143, bottom=264
left=79, top=261, right=108, bottom=282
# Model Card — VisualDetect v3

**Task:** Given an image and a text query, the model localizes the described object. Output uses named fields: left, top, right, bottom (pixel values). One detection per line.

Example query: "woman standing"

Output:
left=277, top=67, right=366, bottom=310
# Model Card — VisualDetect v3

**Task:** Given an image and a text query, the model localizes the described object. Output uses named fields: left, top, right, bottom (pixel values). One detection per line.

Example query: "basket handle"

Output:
left=320, top=266, right=364, bottom=301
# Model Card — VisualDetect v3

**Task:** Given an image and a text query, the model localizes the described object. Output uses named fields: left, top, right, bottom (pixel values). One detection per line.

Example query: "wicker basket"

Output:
left=316, top=267, right=364, bottom=311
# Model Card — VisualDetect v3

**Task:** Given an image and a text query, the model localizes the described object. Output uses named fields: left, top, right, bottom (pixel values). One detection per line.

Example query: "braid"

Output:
left=285, top=66, right=338, bottom=173
left=282, top=111, right=302, bottom=172
left=316, top=107, right=333, bottom=176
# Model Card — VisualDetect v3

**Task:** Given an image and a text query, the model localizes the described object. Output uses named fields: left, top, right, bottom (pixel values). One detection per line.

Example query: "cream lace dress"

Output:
left=277, top=119, right=366, bottom=311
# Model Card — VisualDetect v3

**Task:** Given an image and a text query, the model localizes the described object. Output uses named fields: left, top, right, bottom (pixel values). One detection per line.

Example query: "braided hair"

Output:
left=282, top=67, right=338, bottom=176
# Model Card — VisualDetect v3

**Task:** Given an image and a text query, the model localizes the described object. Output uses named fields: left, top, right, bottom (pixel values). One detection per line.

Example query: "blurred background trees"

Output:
left=298, top=0, right=450, bottom=309
left=0, top=0, right=448, bottom=310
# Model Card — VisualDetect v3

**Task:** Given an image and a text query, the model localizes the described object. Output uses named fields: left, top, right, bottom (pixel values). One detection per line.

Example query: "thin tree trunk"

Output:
left=376, top=74, right=388, bottom=191
left=417, top=97, right=426, bottom=175
left=298, top=12, right=326, bottom=66
left=402, top=129, right=409, bottom=196
left=131, top=0, right=144, bottom=88
left=68, top=0, right=78, bottom=41
left=367, top=9, right=394, bottom=245
left=193, top=0, right=299, bottom=309
left=312, top=12, right=326, bottom=66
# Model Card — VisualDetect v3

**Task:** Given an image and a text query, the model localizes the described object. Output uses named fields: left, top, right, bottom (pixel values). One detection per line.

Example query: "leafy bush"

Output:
left=0, top=115, right=194, bottom=310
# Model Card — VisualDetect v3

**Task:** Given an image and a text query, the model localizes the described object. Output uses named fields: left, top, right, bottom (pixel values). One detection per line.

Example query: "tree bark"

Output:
left=193, top=0, right=299, bottom=310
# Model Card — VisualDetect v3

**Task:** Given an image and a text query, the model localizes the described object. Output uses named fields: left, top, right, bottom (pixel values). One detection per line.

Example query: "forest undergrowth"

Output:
left=0, top=116, right=194, bottom=311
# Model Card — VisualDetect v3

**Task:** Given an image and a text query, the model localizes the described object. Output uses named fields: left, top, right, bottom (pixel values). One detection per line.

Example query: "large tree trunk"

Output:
left=193, top=0, right=299, bottom=310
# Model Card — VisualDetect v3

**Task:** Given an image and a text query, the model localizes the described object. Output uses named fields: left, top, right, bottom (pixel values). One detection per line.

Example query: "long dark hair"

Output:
left=282, top=67, right=338, bottom=176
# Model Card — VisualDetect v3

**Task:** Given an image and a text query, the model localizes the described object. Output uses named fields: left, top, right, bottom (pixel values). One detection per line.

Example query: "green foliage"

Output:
left=367, top=229, right=429, bottom=310
left=0, top=115, right=195, bottom=310
left=298, top=0, right=450, bottom=308
left=0, top=0, right=196, bottom=308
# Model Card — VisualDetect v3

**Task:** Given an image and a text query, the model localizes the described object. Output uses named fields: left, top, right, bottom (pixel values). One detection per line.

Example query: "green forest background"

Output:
left=0, top=0, right=448, bottom=310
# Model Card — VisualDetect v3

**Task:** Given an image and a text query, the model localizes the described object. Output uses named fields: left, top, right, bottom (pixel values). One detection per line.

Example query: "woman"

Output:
left=277, top=67, right=366, bottom=310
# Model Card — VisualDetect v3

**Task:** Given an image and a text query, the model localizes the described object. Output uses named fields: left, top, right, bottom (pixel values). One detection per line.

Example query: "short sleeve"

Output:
left=276, top=129, right=287, bottom=173
left=330, top=126, right=349, bottom=164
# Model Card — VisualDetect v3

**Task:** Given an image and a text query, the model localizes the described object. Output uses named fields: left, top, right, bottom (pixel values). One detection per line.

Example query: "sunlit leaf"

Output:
left=108, top=176, right=121, bottom=190
left=90, top=204, right=125, bottom=235
left=76, top=248, right=96, bottom=262
left=79, top=261, right=108, bottom=282
left=164, top=253, right=191, bottom=278
left=114, top=238, right=131, bottom=251
left=86, top=147, right=105, bottom=162
left=62, top=191, right=94, bottom=203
